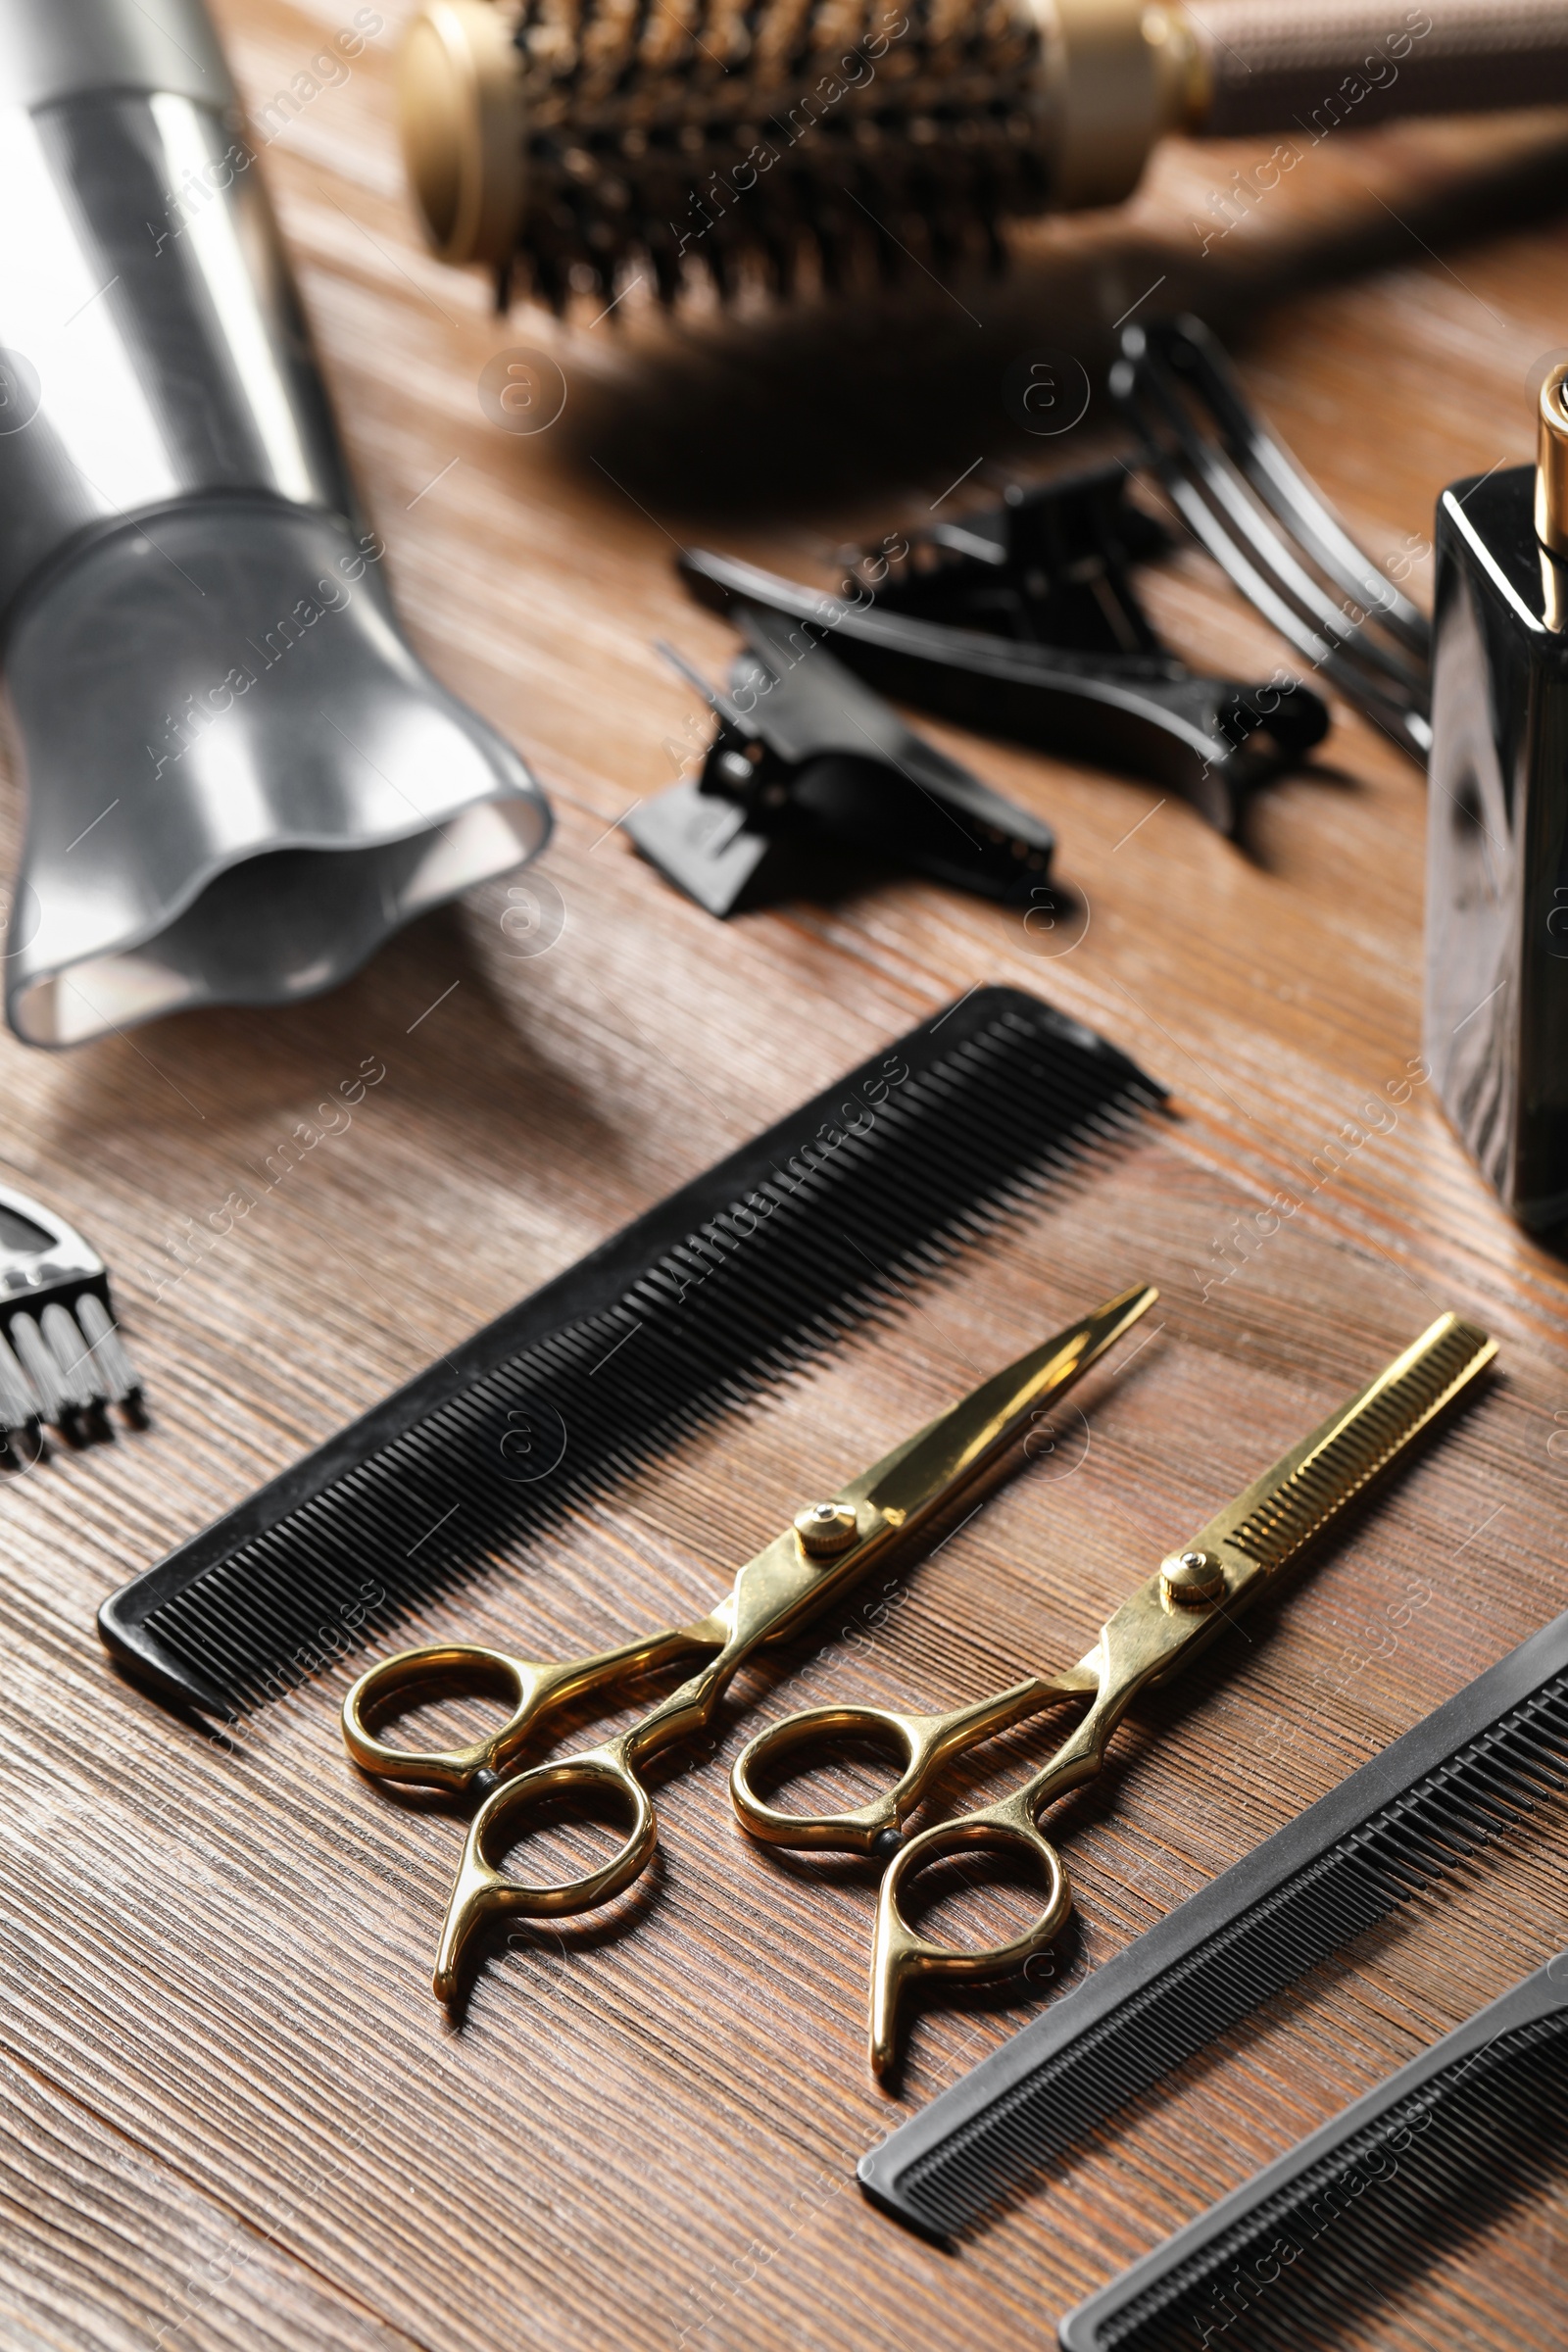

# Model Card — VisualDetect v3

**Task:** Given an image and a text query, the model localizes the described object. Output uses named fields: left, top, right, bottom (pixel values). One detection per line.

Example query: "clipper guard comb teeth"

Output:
left=0, top=0, right=551, bottom=1048
left=0, top=1180, right=143, bottom=1458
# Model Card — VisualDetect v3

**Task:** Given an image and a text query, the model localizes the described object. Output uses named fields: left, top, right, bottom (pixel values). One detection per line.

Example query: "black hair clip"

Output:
left=624, top=603, right=1055, bottom=917
left=842, top=460, right=1171, bottom=658
left=678, top=460, right=1329, bottom=837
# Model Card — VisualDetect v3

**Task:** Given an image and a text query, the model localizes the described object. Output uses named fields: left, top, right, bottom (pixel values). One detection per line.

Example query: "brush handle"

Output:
left=1191, top=0, right=1568, bottom=137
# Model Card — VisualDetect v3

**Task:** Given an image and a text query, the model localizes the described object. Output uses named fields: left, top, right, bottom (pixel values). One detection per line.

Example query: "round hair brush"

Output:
left=399, top=0, right=1568, bottom=308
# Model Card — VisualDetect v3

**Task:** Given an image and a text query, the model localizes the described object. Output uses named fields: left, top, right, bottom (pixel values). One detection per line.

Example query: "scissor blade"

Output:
left=1179, top=1310, right=1495, bottom=1597
left=849, top=1284, right=1157, bottom=1529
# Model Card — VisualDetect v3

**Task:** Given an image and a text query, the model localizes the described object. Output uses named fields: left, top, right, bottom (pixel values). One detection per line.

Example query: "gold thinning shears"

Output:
left=343, top=1283, right=1158, bottom=2000
left=729, top=1311, right=1495, bottom=2077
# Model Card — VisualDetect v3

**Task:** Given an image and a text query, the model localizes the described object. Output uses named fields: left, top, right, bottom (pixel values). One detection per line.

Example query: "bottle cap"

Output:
left=1535, top=362, right=1568, bottom=559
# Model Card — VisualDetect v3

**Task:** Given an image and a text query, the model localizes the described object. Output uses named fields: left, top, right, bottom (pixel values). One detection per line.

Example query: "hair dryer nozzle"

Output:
left=4, top=501, right=549, bottom=1048
left=0, top=0, right=553, bottom=1046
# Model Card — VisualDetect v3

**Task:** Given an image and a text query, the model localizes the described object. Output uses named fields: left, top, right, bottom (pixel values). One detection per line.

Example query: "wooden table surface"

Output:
left=3, top=8, right=1568, bottom=2347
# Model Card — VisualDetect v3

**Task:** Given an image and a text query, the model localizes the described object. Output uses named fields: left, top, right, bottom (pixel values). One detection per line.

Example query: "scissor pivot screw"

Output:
left=1162, top=1547, right=1225, bottom=1605
left=794, top=1500, right=860, bottom=1558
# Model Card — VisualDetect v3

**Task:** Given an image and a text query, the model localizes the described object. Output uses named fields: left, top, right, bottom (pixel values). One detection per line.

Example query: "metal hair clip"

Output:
left=679, top=463, right=1330, bottom=837
left=1110, top=316, right=1433, bottom=760
left=0, top=1183, right=143, bottom=1459
left=625, top=603, right=1055, bottom=916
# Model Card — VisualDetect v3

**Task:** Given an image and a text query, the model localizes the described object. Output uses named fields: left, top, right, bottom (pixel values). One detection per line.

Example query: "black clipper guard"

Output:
left=0, top=1178, right=142, bottom=1453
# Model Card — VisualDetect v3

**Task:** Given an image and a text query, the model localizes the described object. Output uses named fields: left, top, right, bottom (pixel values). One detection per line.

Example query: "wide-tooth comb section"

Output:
left=0, top=1327, right=40, bottom=1443
left=97, top=988, right=1164, bottom=1717
left=1212, top=1313, right=1495, bottom=1575
left=858, top=1612, right=1568, bottom=2241
left=1057, top=1965, right=1568, bottom=2350
left=74, top=1291, right=142, bottom=1407
left=39, top=1300, right=102, bottom=1416
left=7, top=1311, right=68, bottom=1429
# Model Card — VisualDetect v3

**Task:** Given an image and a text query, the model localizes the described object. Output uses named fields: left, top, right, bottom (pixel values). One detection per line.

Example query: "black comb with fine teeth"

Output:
left=0, top=1181, right=143, bottom=1459
left=98, top=985, right=1166, bottom=1721
left=858, top=1605, right=1568, bottom=2241
left=1056, top=1955, right=1568, bottom=2350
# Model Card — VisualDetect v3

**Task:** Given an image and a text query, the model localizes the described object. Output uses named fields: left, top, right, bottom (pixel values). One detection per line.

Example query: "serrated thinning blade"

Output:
left=1188, top=1311, right=1495, bottom=1591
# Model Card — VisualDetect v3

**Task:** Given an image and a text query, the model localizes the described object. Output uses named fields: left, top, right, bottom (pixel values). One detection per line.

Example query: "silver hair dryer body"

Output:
left=0, top=0, right=549, bottom=1047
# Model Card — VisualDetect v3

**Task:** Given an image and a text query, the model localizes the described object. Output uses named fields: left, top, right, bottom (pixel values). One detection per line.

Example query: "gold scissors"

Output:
left=343, top=1282, right=1158, bottom=2001
left=729, top=1311, right=1495, bottom=2077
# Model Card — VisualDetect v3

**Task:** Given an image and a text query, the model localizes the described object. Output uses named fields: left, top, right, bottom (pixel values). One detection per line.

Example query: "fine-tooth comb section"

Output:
left=1217, top=1315, right=1495, bottom=1574
left=858, top=1608, right=1568, bottom=2240
left=98, top=988, right=1165, bottom=1720
left=1058, top=1965, right=1568, bottom=2350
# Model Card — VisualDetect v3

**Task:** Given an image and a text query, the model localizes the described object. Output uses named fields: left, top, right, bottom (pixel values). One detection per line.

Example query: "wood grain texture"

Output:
left=1, top=6, right=1566, bottom=2346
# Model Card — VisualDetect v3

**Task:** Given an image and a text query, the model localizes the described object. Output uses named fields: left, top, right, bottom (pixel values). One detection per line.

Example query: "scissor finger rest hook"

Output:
left=868, top=1794, right=1072, bottom=2080
left=433, top=1745, right=657, bottom=2001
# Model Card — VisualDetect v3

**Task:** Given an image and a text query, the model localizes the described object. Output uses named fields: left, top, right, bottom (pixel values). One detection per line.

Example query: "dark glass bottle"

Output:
left=1425, top=367, right=1568, bottom=1228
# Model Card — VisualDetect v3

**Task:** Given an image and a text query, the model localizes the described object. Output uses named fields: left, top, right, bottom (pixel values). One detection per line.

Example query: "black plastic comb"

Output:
left=98, top=986, right=1164, bottom=1721
left=858, top=1606, right=1568, bottom=2240
left=1057, top=1954, right=1568, bottom=2349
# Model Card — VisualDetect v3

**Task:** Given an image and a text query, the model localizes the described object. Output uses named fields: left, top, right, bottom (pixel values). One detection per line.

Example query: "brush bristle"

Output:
left=124, top=995, right=1161, bottom=1715
left=505, top=0, right=1049, bottom=306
